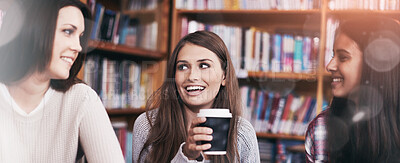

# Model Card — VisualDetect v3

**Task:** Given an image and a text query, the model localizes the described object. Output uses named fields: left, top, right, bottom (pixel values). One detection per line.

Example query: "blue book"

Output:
left=100, top=9, right=117, bottom=41
left=91, top=3, right=104, bottom=40
left=293, top=36, right=303, bottom=73
left=271, top=34, right=282, bottom=72
left=125, top=131, right=133, bottom=163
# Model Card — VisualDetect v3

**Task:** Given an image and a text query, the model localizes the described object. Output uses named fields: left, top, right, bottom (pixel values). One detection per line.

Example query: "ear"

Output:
left=221, top=74, right=226, bottom=86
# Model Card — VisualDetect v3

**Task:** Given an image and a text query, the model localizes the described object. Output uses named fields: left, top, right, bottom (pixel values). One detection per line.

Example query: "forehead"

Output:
left=177, top=44, right=220, bottom=61
left=57, top=6, right=84, bottom=30
left=334, top=33, right=360, bottom=51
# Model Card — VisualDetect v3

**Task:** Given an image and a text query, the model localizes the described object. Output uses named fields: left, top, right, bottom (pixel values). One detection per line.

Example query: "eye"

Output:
left=338, top=55, right=349, bottom=62
left=63, top=29, right=75, bottom=35
left=177, top=64, right=188, bottom=70
left=200, top=63, right=210, bottom=69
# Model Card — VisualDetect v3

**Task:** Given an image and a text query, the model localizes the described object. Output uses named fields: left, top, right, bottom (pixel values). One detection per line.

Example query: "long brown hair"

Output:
left=139, top=31, right=242, bottom=162
left=0, top=0, right=92, bottom=92
left=327, top=17, right=400, bottom=162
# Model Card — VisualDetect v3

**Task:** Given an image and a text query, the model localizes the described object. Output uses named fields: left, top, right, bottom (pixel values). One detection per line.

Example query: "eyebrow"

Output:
left=63, top=24, right=77, bottom=30
left=63, top=24, right=85, bottom=36
left=335, top=49, right=350, bottom=54
left=176, top=59, right=214, bottom=63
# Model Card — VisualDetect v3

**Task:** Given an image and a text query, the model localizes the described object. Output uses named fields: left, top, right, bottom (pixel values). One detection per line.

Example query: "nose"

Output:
left=71, top=36, right=82, bottom=53
left=187, top=67, right=200, bottom=81
left=326, top=57, right=337, bottom=73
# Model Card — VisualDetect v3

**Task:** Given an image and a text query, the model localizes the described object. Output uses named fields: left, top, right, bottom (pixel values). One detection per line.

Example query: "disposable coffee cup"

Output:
left=197, top=108, right=232, bottom=155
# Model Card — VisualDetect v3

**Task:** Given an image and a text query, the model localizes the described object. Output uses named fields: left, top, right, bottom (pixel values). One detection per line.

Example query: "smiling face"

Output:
left=326, top=33, right=363, bottom=98
left=47, top=6, right=84, bottom=79
left=175, top=43, right=226, bottom=111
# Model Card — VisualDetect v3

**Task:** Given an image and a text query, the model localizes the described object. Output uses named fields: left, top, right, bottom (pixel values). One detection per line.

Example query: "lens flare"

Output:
left=365, top=36, right=400, bottom=72
left=0, top=2, right=24, bottom=47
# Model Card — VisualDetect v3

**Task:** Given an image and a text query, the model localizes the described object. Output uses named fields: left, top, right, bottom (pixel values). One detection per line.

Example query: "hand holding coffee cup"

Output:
left=183, top=116, right=214, bottom=160
left=197, top=109, right=232, bottom=155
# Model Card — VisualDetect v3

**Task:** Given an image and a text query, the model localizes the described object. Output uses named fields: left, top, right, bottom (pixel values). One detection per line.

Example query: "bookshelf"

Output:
left=171, top=0, right=400, bottom=161
left=78, top=0, right=169, bottom=143
left=79, top=0, right=169, bottom=123
left=79, top=0, right=170, bottom=161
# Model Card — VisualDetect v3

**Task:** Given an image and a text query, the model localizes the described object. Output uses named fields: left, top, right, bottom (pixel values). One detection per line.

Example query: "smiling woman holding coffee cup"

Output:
left=133, top=31, right=260, bottom=162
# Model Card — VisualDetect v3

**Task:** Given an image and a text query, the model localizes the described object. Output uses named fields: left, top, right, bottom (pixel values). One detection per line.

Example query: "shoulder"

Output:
left=305, top=109, right=329, bottom=162
left=307, top=109, right=329, bottom=133
left=237, top=117, right=256, bottom=135
left=61, top=83, right=104, bottom=115
left=67, top=83, right=97, bottom=97
left=237, top=117, right=258, bottom=146
left=63, top=83, right=100, bottom=102
left=305, top=109, right=329, bottom=148
left=133, top=109, right=159, bottom=135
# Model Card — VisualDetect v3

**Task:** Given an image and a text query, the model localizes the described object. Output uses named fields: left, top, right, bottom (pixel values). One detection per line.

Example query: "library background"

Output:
left=1, top=0, right=400, bottom=162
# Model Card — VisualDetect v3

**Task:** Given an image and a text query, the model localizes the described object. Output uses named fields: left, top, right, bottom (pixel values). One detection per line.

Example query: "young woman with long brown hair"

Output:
left=133, top=31, right=260, bottom=162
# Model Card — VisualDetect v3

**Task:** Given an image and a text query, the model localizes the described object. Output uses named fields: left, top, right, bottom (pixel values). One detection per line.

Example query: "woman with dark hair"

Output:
left=305, top=17, right=400, bottom=162
left=133, top=31, right=260, bottom=162
left=0, top=0, right=124, bottom=162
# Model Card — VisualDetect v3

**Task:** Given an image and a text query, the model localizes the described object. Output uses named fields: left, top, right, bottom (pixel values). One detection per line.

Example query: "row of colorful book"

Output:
left=181, top=18, right=320, bottom=77
left=328, top=0, right=400, bottom=10
left=83, top=54, right=154, bottom=109
left=112, top=122, right=133, bottom=163
left=258, top=139, right=306, bottom=163
left=176, top=0, right=321, bottom=10
left=89, top=2, right=158, bottom=50
left=240, top=86, right=327, bottom=136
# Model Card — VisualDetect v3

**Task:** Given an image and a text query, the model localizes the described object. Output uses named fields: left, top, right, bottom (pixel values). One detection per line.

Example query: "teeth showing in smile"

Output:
left=61, top=57, right=73, bottom=64
left=333, top=78, right=343, bottom=82
left=186, top=86, right=205, bottom=92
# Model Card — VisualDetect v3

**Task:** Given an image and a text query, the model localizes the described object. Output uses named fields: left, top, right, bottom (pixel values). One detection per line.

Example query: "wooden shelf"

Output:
left=88, top=40, right=165, bottom=59
left=327, top=9, right=400, bottom=14
left=177, top=9, right=321, bottom=14
left=176, top=9, right=322, bottom=27
left=247, top=71, right=318, bottom=81
left=256, top=132, right=305, bottom=141
left=327, top=10, right=400, bottom=20
left=106, top=108, right=146, bottom=116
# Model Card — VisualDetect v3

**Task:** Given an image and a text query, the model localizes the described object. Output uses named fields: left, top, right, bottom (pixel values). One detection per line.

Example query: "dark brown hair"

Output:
left=0, top=0, right=92, bottom=92
left=139, top=31, right=242, bottom=162
left=328, top=17, right=400, bottom=162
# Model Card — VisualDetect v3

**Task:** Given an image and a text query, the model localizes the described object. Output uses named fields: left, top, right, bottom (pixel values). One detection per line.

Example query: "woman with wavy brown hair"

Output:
left=133, top=31, right=260, bottom=162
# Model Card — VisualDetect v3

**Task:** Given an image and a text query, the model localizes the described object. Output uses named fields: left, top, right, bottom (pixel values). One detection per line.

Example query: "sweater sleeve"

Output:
left=133, top=112, right=151, bottom=163
left=237, top=118, right=260, bottom=163
left=78, top=87, right=125, bottom=163
left=171, top=142, right=205, bottom=163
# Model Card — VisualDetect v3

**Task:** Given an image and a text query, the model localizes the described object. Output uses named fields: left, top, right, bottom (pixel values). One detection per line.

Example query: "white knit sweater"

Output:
left=0, top=83, right=124, bottom=163
left=133, top=109, right=260, bottom=163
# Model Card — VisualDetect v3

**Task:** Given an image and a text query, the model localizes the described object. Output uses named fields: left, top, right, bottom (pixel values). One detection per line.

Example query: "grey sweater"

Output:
left=133, top=109, right=260, bottom=163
